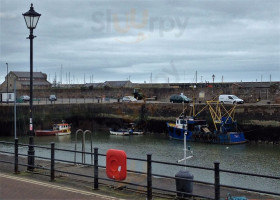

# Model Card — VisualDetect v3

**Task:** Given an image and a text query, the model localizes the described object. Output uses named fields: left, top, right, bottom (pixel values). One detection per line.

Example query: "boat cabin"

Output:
left=53, top=123, right=70, bottom=131
left=176, top=116, right=208, bottom=132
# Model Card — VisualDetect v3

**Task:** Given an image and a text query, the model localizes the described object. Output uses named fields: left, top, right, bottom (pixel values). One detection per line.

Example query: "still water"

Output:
left=1, top=131, right=279, bottom=193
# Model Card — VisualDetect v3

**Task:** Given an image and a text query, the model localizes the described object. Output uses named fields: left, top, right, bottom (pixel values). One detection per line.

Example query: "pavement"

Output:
left=0, top=173, right=122, bottom=200
left=0, top=153, right=279, bottom=200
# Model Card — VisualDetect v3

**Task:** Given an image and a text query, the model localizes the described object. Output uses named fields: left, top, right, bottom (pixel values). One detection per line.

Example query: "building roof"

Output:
left=18, top=80, right=51, bottom=86
left=11, top=71, right=46, bottom=78
left=84, top=83, right=105, bottom=88
left=104, top=81, right=132, bottom=87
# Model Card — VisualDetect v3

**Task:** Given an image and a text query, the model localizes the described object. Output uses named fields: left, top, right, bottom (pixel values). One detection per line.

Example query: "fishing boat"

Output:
left=128, top=123, right=144, bottom=135
left=167, top=101, right=247, bottom=144
left=131, top=130, right=144, bottom=135
left=35, top=121, right=71, bottom=136
left=109, top=128, right=130, bottom=136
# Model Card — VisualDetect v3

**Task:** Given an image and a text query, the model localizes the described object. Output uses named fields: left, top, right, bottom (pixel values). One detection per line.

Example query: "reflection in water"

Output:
left=0, top=131, right=279, bottom=193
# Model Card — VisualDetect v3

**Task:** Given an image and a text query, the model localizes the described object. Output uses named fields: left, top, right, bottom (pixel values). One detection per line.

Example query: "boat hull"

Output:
left=167, top=122, right=246, bottom=144
left=110, top=130, right=129, bottom=136
left=35, top=130, right=71, bottom=136
left=131, top=131, right=144, bottom=135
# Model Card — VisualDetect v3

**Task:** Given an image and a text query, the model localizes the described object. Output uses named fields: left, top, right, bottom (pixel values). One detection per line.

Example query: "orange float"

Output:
left=106, top=149, right=127, bottom=180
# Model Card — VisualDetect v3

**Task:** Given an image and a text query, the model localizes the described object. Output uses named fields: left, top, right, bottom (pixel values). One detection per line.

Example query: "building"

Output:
left=0, top=71, right=51, bottom=92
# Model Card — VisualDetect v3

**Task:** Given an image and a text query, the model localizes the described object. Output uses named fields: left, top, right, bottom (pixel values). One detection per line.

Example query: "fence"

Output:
left=15, top=97, right=117, bottom=105
left=0, top=139, right=280, bottom=200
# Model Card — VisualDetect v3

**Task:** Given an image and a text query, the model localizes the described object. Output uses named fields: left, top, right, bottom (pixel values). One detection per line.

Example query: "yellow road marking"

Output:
left=0, top=173, right=124, bottom=200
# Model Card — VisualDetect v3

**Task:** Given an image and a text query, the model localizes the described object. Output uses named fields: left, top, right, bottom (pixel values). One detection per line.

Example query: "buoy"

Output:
left=106, top=149, right=127, bottom=180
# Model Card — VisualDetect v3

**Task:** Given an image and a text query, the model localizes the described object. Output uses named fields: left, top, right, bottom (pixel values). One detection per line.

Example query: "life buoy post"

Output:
left=106, top=149, right=127, bottom=180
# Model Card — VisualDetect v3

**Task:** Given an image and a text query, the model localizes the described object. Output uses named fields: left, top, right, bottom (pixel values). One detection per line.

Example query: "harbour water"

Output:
left=0, top=131, right=279, bottom=193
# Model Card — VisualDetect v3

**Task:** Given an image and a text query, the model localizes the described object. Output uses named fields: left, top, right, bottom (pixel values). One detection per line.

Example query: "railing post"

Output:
left=14, top=138, right=18, bottom=174
left=94, top=147, right=99, bottom=189
left=147, top=154, right=152, bottom=200
left=50, top=142, right=55, bottom=181
left=27, top=136, right=35, bottom=171
left=214, top=161, right=220, bottom=200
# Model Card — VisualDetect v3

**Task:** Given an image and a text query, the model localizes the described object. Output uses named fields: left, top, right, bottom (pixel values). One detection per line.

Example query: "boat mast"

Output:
left=177, top=123, right=193, bottom=170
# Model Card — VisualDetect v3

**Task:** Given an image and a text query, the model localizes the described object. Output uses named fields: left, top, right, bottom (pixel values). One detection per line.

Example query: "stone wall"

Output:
left=0, top=103, right=279, bottom=142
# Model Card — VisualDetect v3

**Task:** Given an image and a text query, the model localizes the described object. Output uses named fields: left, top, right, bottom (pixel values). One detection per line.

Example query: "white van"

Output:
left=219, top=95, right=244, bottom=104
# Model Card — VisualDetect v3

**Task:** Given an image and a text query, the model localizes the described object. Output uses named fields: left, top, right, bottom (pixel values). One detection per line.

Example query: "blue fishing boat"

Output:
left=167, top=101, right=247, bottom=144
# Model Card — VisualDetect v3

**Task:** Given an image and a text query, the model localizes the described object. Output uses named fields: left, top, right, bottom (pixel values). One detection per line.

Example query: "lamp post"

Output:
left=23, top=3, right=41, bottom=171
left=212, top=74, right=215, bottom=94
left=6, top=63, right=8, bottom=104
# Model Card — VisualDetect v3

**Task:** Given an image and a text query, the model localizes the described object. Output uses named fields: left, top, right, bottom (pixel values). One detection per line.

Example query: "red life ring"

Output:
left=106, top=149, right=127, bottom=180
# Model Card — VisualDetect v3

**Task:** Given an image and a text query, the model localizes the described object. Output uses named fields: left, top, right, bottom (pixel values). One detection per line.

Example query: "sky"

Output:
left=0, top=0, right=279, bottom=84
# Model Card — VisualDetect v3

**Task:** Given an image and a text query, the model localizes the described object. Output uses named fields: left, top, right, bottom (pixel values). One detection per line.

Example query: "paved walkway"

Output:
left=0, top=173, right=122, bottom=200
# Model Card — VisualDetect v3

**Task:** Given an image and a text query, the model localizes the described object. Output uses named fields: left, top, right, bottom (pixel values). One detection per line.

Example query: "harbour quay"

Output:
left=0, top=102, right=279, bottom=143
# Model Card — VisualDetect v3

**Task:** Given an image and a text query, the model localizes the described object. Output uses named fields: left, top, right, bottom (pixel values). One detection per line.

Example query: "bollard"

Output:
left=50, top=142, right=55, bottom=181
left=175, top=170, right=193, bottom=197
left=94, top=148, right=99, bottom=189
left=147, top=154, right=152, bottom=200
left=214, top=161, right=220, bottom=200
left=14, top=138, right=18, bottom=174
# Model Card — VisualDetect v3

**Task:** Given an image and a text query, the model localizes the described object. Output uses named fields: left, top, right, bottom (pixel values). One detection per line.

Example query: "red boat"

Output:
left=35, top=121, right=71, bottom=136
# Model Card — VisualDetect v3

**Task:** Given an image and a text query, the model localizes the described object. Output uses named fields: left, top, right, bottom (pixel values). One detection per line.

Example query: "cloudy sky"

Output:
left=0, top=0, right=279, bottom=84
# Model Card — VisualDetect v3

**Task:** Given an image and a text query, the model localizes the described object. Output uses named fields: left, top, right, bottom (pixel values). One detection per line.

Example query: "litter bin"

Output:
left=175, top=170, right=194, bottom=198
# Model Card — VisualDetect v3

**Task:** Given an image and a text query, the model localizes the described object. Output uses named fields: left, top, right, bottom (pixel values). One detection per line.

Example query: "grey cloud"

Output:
left=0, top=0, right=279, bottom=83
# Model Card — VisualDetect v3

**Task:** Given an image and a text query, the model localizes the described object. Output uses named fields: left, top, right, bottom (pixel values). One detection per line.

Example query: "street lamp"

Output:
left=212, top=74, right=215, bottom=94
left=23, top=3, right=41, bottom=171
left=6, top=63, right=8, bottom=104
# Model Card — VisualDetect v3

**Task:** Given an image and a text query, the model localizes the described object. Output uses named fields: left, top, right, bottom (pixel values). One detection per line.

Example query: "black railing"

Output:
left=0, top=139, right=280, bottom=200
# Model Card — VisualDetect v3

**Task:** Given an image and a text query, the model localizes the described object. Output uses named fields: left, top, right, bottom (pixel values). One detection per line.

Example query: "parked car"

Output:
left=49, top=95, right=57, bottom=101
left=122, top=96, right=137, bottom=102
left=19, top=95, right=30, bottom=102
left=170, top=94, right=192, bottom=103
left=219, top=95, right=244, bottom=104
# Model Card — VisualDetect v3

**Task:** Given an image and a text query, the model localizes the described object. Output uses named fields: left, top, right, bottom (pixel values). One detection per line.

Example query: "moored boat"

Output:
left=167, top=101, right=247, bottom=145
left=35, top=121, right=71, bottom=136
left=128, top=123, right=144, bottom=135
left=109, top=128, right=129, bottom=136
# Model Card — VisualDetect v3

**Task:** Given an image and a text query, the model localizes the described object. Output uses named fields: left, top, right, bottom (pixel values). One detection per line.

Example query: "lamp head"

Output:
left=23, top=3, right=41, bottom=29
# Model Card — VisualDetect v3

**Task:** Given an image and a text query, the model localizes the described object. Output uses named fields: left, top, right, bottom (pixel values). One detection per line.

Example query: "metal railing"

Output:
left=0, top=139, right=280, bottom=200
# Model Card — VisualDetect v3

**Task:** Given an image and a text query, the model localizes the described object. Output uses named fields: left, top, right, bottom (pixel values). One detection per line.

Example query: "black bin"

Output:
left=175, top=170, right=194, bottom=197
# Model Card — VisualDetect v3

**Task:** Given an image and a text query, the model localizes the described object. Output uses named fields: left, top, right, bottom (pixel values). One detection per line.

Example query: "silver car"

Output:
left=19, top=95, right=30, bottom=102
left=122, top=96, right=137, bottom=102
left=49, top=95, right=57, bottom=101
